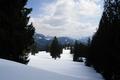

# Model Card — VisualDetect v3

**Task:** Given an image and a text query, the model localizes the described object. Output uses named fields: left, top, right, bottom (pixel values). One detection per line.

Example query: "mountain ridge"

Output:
left=34, top=33, right=89, bottom=50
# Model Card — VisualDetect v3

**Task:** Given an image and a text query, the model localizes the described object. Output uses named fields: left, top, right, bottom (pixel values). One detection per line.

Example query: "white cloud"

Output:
left=77, top=0, right=102, bottom=16
left=31, top=0, right=103, bottom=38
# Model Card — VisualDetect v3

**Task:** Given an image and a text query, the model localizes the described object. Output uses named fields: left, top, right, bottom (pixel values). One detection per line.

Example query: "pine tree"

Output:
left=49, top=37, right=62, bottom=59
left=70, top=45, right=74, bottom=54
left=73, top=40, right=79, bottom=61
left=73, top=40, right=88, bottom=62
left=86, top=0, right=120, bottom=80
left=0, top=0, right=35, bottom=64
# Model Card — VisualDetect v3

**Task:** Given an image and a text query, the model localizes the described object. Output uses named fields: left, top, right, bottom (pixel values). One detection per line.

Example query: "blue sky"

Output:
left=27, top=0, right=104, bottom=39
left=27, top=0, right=56, bottom=17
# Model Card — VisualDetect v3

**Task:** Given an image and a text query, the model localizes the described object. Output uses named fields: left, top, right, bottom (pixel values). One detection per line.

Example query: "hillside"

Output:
left=0, top=49, right=104, bottom=80
left=28, top=49, right=104, bottom=80
left=0, top=59, right=80, bottom=80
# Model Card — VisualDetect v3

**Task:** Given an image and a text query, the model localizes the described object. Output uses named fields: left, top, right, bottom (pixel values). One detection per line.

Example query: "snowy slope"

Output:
left=0, top=49, right=104, bottom=80
left=28, top=49, right=104, bottom=80
left=0, top=59, right=81, bottom=80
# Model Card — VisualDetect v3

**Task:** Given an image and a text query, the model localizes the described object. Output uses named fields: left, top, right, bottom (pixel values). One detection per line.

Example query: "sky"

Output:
left=27, top=0, right=104, bottom=39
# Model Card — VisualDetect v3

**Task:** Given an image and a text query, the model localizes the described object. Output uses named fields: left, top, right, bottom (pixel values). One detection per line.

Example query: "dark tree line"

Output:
left=72, top=40, right=80, bottom=61
left=71, top=40, right=90, bottom=62
left=0, top=0, right=35, bottom=64
left=86, top=0, right=120, bottom=80
left=49, top=37, right=62, bottom=59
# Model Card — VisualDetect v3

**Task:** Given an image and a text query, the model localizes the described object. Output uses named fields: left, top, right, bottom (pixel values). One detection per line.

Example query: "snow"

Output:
left=0, top=59, right=81, bottom=80
left=45, top=37, right=51, bottom=40
left=28, top=49, right=104, bottom=80
left=0, top=49, right=104, bottom=80
left=38, top=36, right=42, bottom=39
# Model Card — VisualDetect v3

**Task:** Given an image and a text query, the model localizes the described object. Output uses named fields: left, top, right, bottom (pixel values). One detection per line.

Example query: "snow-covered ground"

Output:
left=0, top=59, right=80, bottom=80
left=0, top=49, right=104, bottom=80
left=28, top=49, right=104, bottom=80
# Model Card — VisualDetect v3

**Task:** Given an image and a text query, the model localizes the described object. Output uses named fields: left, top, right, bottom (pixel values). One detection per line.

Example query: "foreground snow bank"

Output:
left=0, top=59, right=81, bottom=80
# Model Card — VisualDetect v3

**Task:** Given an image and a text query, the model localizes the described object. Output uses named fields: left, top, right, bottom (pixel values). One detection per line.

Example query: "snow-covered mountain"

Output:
left=34, top=33, right=90, bottom=50
left=34, top=33, right=75, bottom=50
left=34, top=33, right=52, bottom=50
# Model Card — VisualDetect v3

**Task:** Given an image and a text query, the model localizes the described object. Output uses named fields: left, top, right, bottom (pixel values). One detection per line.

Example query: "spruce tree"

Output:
left=0, top=0, right=35, bottom=64
left=49, top=37, right=62, bottom=59
left=87, top=0, right=120, bottom=79
left=73, top=40, right=79, bottom=61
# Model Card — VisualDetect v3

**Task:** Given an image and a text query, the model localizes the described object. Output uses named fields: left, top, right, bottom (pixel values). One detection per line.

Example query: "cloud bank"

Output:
left=31, top=0, right=103, bottom=38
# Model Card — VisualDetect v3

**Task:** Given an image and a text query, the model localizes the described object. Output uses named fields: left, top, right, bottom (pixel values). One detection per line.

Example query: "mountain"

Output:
left=34, top=33, right=89, bottom=51
left=34, top=33, right=52, bottom=51
left=34, top=33, right=75, bottom=50
left=58, top=37, right=74, bottom=45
